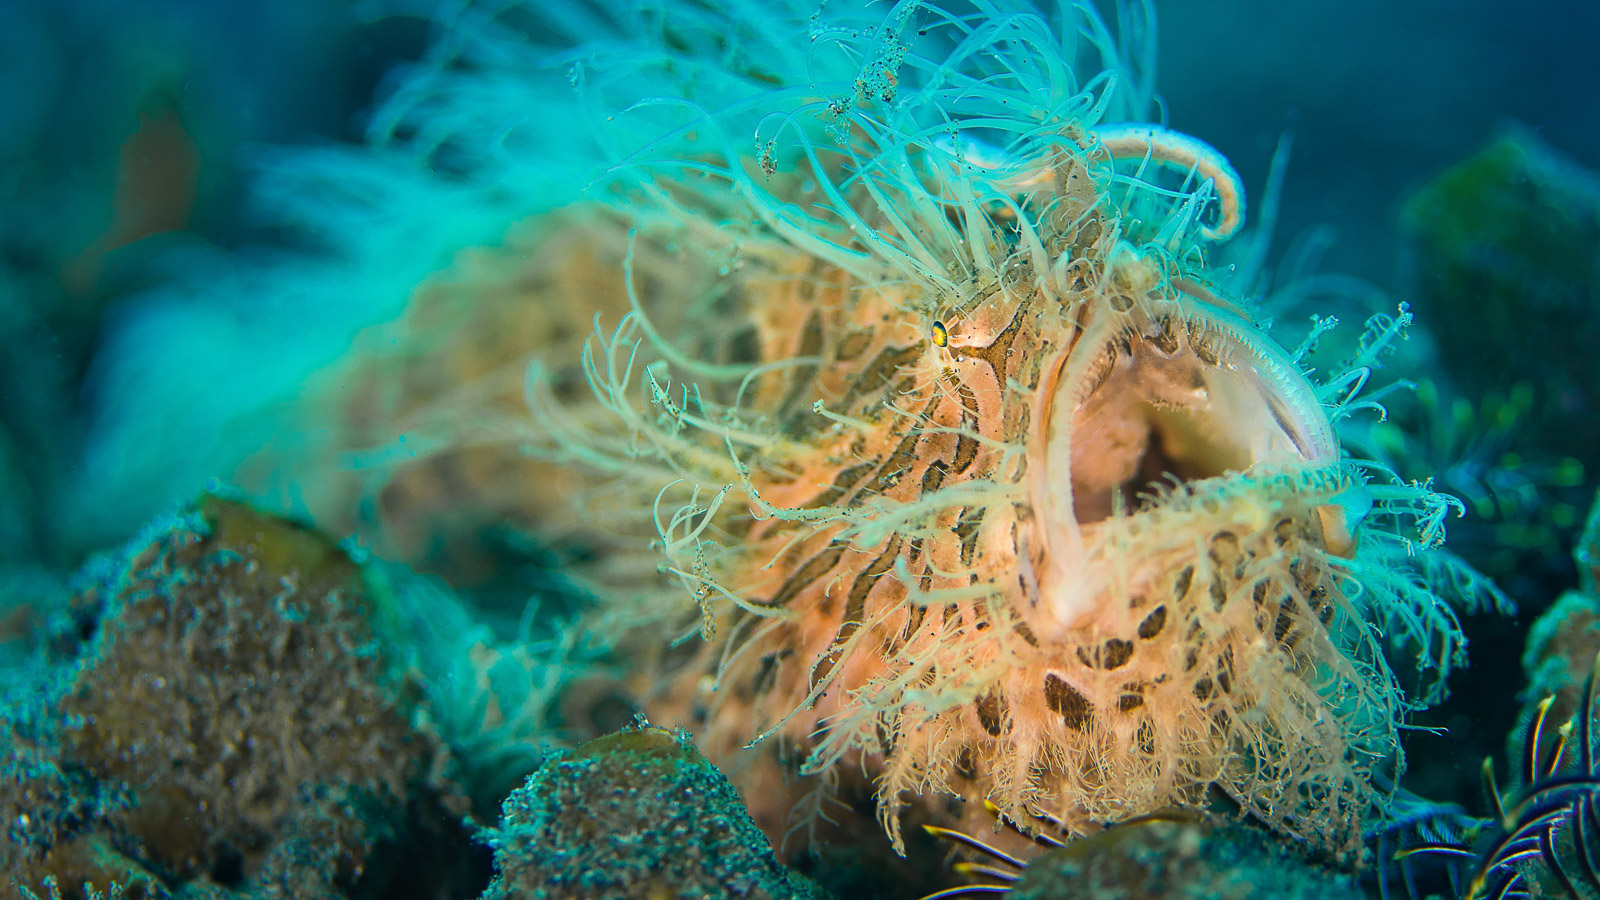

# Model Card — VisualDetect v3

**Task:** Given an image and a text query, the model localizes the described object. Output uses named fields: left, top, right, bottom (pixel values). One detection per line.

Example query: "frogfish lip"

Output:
left=1030, top=273, right=1341, bottom=631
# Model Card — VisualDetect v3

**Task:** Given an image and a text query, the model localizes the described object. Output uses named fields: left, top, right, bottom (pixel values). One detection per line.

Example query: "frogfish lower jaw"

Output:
left=1030, top=267, right=1345, bottom=634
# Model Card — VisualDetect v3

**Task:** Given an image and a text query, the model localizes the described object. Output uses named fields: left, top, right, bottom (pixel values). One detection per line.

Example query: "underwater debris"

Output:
left=455, top=0, right=1479, bottom=862
left=919, top=807, right=1358, bottom=900
left=36, top=495, right=476, bottom=899
left=482, top=723, right=828, bottom=900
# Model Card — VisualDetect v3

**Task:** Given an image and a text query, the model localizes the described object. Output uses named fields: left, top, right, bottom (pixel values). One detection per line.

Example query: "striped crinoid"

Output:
left=513, top=0, right=1473, bottom=862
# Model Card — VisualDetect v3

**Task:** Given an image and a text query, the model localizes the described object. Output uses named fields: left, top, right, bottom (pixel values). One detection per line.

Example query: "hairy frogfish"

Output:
left=344, top=0, right=1474, bottom=863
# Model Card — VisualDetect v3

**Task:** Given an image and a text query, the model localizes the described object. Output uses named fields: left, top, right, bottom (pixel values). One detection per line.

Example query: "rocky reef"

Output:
left=483, top=725, right=827, bottom=900
left=0, top=496, right=833, bottom=900
left=3, top=497, right=478, bottom=899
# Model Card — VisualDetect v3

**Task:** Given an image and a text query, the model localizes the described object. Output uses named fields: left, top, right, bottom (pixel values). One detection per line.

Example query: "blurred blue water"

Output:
left=1160, top=0, right=1600, bottom=282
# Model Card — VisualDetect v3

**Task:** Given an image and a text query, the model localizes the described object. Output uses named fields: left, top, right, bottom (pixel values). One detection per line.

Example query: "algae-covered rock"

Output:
left=1005, top=814, right=1358, bottom=900
left=5, top=495, right=478, bottom=900
left=483, top=725, right=828, bottom=900
left=0, top=721, right=162, bottom=899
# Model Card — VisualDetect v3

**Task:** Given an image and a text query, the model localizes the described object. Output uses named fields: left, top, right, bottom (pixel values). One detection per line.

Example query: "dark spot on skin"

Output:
left=867, top=430, right=923, bottom=496
left=777, top=311, right=826, bottom=429
left=952, top=384, right=981, bottom=473
left=900, top=604, right=926, bottom=643
left=1252, top=580, right=1270, bottom=607
left=835, top=327, right=875, bottom=361
left=976, top=688, right=1009, bottom=736
left=839, top=343, right=920, bottom=410
left=1193, top=677, right=1214, bottom=701
left=1118, top=686, right=1145, bottom=712
left=1077, top=218, right=1103, bottom=249
left=1209, top=577, right=1227, bottom=611
left=956, top=510, right=982, bottom=567
left=1274, top=605, right=1296, bottom=647
left=753, top=649, right=793, bottom=696
left=1273, top=516, right=1296, bottom=547
left=964, top=303, right=1029, bottom=387
left=1101, top=639, right=1133, bottom=669
left=1289, top=559, right=1318, bottom=596
left=1077, top=639, right=1134, bottom=670
left=1013, top=620, right=1039, bottom=648
left=1172, top=565, right=1194, bottom=601
left=1137, top=606, right=1167, bottom=639
left=763, top=545, right=846, bottom=609
left=1313, top=586, right=1334, bottom=624
left=1208, top=531, right=1240, bottom=568
left=1044, top=674, right=1092, bottom=731
left=811, top=539, right=903, bottom=691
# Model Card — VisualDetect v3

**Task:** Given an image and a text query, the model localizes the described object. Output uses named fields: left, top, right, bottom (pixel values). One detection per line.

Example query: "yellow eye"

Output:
left=931, top=320, right=949, bottom=348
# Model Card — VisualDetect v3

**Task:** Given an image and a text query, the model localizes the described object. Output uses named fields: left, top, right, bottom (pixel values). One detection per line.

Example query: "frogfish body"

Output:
left=364, top=0, right=1468, bottom=864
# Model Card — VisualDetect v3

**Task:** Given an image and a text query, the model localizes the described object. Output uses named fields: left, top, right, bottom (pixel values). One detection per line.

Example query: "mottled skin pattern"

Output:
left=618, top=146, right=1394, bottom=861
